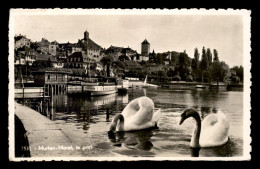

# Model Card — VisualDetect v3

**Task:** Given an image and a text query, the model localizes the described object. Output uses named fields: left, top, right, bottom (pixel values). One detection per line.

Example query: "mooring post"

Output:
left=42, top=86, right=46, bottom=116
left=106, top=108, right=109, bottom=122
left=22, top=87, right=25, bottom=105
left=51, top=86, right=54, bottom=117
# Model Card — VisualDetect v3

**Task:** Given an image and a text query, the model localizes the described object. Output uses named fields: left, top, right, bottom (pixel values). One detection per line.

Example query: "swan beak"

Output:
left=179, top=117, right=185, bottom=125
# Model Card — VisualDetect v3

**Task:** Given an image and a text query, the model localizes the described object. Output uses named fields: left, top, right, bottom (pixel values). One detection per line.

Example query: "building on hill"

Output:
left=123, top=47, right=138, bottom=58
left=137, top=55, right=149, bottom=62
left=48, top=41, right=59, bottom=56
left=105, top=46, right=124, bottom=60
left=105, top=46, right=138, bottom=61
left=141, top=39, right=150, bottom=57
left=164, top=52, right=173, bottom=61
left=71, top=43, right=82, bottom=54
left=35, top=53, right=63, bottom=68
left=66, top=51, right=95, bottom=70
left=77, top=30, right=103, bottom=62
left=58, top=42, right=74, bottom=57
left=57, top=29, right=102, bottom=62
left=36, top=38, right=50, bottom=54
left=15, top=35, right=31, bottom=51
left=15, top=46, right=37, bottom=66
left=111, top=62, right=125, bottom=77
left=124, top=60, right=143, bottom=71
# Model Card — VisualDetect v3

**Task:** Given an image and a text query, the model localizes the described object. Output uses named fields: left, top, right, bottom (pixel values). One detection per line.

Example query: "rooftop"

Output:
left=15, top=35, right=29, bottom=42
left=68, top=52, right=95, bottom=63
left=79, top=38, right=102, bottom=50
left=141, top=39, right=150, bottom=45
left=124, top=60, right=142, bottom=68
left=35, top=53, right=58, bottom=62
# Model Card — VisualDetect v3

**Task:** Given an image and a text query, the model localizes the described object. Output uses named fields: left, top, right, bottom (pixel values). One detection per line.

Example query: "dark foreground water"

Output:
left=50, top=87, right=243, bottom=157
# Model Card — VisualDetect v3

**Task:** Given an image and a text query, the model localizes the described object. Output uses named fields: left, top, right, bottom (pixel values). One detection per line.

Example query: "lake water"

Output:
left=50, top=87, right=243, bottom=157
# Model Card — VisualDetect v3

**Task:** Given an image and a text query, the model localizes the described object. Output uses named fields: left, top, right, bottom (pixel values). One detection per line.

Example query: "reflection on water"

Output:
left=50, top=88, right=243, bottom=157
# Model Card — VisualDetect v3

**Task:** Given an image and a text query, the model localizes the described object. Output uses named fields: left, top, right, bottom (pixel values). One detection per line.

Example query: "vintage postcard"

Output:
left=8, top=9, right=251, bottom=161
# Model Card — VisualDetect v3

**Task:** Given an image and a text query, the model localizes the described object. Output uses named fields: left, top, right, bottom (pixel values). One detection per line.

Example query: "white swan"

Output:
left=179, top=108, right=229, bottom=148
left=109, top=96, right=161, bottom=132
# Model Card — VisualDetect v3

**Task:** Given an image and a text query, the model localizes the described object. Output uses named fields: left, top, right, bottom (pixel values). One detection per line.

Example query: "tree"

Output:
left=213, top=49, right=219, bottom=62
left=194, top=48, right=200, bottom=63
left=172, top=75, right=181, bottom=81
left=191, top=48, right=200, bottom=81
left=156, top=53, right=163, bottom=65
left=209, top=61, right=230, bottom=85
left=199, top=47, right=209, bottom=82
left=231, top=76, right=240, bottom=84
left=206, top=48, right=213, bottom=66
left=118, top=55, right=130, bottom=62
left=178, top=51, right=191, bottom=81
left=100, top=56, right=113, bottom=66
left=231, top=65, right=243, bottom=82
left=200, top=47, right=209, bottom=71
left=167, top=68, right=175, bottom=77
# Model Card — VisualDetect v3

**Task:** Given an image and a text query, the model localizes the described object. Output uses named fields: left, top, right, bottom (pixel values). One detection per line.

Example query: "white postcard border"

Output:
left=8, top=8, right=252, bottom=161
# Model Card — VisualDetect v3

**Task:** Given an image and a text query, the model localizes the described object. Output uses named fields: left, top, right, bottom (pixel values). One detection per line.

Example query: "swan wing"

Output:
left=200, top=111, right=229, bottom=147
left=201, top=113, right=218, bottom=128
left=121, top=97, right=156, bottom=131
left=121, top=97, right=141, bottom=119
left=130, top=97, right=154, bottom=125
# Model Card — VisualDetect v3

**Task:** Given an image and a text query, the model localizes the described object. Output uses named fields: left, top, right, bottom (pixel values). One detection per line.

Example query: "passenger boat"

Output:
left=82, top=77, right=117, bottom=96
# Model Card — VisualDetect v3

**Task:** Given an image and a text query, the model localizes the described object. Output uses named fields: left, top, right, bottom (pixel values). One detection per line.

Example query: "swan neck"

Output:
left=111, top=113, right=124, bottom=131
left=113, top=113, right=124, bottom=123
left=190, top=115, right=201, bottom=148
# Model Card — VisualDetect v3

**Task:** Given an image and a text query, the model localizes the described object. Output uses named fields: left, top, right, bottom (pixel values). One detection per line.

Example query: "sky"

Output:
left=14, top=14, right=243, bottom=67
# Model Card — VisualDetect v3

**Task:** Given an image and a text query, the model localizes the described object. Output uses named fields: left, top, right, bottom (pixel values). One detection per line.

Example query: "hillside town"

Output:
left=15, top=29, right=244, bottom=88
left=14, top=29, right=189, bottom=83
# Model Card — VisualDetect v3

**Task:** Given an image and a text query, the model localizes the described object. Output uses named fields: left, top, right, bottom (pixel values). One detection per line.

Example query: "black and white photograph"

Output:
left=8, top=9, right=251, bottom=161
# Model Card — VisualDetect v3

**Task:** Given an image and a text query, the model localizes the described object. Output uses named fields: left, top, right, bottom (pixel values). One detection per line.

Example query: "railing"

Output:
left=15, top=87, right=49, bottom=99
left=15, top=86, right=52, bottom=116
left=46, top=78, right=67, bottom=83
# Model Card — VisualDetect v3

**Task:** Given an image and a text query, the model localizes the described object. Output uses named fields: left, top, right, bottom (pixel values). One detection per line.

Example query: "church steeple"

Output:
left=84, top=30, right=89, bottom=41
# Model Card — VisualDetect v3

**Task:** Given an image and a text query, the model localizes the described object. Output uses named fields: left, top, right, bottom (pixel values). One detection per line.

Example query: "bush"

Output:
left=231, top=76, right=240, bottom=84
left=185, top=75, right=193, bottom=82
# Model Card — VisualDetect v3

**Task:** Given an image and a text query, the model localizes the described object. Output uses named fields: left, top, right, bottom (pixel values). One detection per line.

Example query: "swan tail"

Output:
left=200, top=111, right=230, bottom=147
left=152, top=108, right=161, bottom=126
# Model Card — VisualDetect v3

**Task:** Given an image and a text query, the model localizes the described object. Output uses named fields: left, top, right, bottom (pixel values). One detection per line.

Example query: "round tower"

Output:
left=141, top=39, right=150, bottom=56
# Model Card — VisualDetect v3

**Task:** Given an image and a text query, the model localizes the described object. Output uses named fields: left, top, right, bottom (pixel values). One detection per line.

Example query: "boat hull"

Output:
left=196, top=85, right=206, bottom=89
left=143, top=84, right=159, bottom=88
left=87, top=90, right=117, bottom=96
left=83, top=85, right=117, bottom=96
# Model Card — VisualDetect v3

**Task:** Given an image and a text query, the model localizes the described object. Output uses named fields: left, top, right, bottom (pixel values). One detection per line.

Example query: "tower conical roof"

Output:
left=141, top=39, right=150, bottom=44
